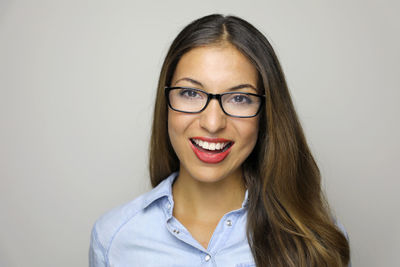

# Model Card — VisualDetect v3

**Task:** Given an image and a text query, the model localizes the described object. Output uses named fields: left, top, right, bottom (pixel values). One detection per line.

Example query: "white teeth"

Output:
left=203, top=141, right=210, bottom=150
left=209, top=143, right=216, bottom=150
left=192, top=139, right=229, bottom=151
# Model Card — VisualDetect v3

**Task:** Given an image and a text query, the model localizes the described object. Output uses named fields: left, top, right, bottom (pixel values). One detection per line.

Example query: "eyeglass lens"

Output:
left=168, top=88, right=262, bottom=117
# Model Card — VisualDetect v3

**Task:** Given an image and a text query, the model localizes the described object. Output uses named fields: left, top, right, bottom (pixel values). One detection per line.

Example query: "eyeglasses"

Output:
left=165, top=86, right=265, bottom=118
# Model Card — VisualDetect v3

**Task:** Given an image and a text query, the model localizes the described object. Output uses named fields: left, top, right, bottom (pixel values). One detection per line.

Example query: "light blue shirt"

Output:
left=89, top=172, right=350, bottom=267
left=89, top=172, right=254, bottom=267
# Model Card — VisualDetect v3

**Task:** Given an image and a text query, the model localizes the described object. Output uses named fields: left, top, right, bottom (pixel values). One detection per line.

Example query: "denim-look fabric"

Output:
left=89, top=172, right=350, bottom=267
left=89, top=172, right=253, bottom=267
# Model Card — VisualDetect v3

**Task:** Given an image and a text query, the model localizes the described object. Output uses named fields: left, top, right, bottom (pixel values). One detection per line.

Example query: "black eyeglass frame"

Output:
left=164, top=86, right=265, bottom=118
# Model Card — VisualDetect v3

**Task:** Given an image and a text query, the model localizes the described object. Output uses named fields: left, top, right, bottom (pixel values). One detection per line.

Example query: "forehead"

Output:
left=171, top=44, right=258, bottom=90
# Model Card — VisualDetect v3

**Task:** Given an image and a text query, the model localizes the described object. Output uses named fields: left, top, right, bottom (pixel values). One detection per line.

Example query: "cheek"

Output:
left=236, top=118, right=260, bottom=158
left=167, top=111, right=193, bottom=152
left=240, top=118, right=259, bottom=143
left=247, top=127, right=259, bottom=152
left=167, top=111, right=179, bottom=147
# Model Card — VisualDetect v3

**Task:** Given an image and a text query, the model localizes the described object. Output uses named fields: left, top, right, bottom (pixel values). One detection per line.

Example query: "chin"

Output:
left=182, top=164, right=241, bottom=184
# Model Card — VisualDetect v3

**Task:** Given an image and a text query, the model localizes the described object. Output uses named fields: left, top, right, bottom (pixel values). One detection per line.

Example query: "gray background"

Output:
left=1, top=0, right=399, bottom=266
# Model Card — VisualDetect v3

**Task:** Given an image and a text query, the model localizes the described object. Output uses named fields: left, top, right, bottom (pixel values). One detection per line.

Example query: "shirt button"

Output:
left=205, top=254, right=211, bottom=261
left=167, top=203, right=171, bottom=209
left=226, top=219, right=232, bottom=226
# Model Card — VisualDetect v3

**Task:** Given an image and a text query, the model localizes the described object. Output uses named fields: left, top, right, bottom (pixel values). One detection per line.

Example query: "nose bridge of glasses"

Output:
left=199, top=93, right=227, bottom=132
left=208, top=93, right=222, bottom=100
left=204, top=93, right=224, bottom=112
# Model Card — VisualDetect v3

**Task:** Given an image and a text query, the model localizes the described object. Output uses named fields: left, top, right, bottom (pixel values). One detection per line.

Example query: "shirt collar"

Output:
left=142, top=171, right=249, bottom=210
left=142, top=172, right=178, bottom=210
left=242, top=189, right=249, bottom=208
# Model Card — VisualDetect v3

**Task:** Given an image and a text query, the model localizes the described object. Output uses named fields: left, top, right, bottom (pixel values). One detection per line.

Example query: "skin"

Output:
left=168, top=43, right=260, bottom=249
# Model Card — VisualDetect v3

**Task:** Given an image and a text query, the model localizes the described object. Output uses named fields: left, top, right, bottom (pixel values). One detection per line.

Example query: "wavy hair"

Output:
left=149, top=14, right=350, bottom=267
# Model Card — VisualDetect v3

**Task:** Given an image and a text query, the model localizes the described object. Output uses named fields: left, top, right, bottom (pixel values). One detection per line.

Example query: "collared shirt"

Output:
left=89, top=172, right=255, bottom=267
left=89, top=172, right=350, bottom=267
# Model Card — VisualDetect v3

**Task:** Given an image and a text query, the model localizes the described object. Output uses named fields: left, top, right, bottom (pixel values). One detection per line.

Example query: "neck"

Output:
left=172, top=168, right=246, bottom=221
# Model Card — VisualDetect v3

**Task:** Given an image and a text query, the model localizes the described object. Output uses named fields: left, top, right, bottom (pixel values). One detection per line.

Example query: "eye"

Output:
left=179, top=88, right=203, bottom=99
left=227, top=94, right=253, bottom=104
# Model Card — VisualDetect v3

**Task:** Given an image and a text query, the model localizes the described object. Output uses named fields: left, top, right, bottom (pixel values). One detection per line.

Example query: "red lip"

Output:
left=189, top=137, right=234, bottom=164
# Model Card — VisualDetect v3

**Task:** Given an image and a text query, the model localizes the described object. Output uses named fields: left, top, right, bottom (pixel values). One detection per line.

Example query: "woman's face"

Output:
left=168, top=44, right=260, bottom=184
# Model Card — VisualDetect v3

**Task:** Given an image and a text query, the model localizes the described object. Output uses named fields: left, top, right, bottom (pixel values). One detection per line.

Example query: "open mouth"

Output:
left=190, top=138, right=233, bottom=153
left=189, top=137, right=234, bottom=164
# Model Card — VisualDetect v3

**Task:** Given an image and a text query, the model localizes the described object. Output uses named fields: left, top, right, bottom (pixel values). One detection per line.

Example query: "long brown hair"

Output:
left=149, top=14, right=350, bottom=267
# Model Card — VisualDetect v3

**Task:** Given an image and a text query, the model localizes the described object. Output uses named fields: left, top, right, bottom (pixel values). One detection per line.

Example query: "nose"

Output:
left=199, top=99, right=227, bottom=133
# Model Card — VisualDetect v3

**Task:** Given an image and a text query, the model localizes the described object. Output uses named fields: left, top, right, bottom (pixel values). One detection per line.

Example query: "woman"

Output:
left=90, top=14, right=350, bottom=267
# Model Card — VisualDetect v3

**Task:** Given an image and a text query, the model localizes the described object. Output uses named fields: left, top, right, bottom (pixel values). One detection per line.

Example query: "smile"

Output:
left=189, top=137, right=234, bottom=164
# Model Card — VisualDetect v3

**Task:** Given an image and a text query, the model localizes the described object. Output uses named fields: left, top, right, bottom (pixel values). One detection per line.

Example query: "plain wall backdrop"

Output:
left=1, top=0, right=399, bottom=266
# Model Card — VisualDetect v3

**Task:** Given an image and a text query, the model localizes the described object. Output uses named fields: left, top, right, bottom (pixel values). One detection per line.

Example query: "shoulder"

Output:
left=91, top=173, right=177, bottom=254
left=91, top=190, right=152, bottom=251
left=334, top=219, right=350, bottom=240
left=333, top=219, right=352, bottom=267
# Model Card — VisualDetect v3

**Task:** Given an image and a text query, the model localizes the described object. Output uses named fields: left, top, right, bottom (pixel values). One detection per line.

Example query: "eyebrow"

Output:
left=174, top=77, right=203, bottom=87
left=174, top=77, right=257, bottom=92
